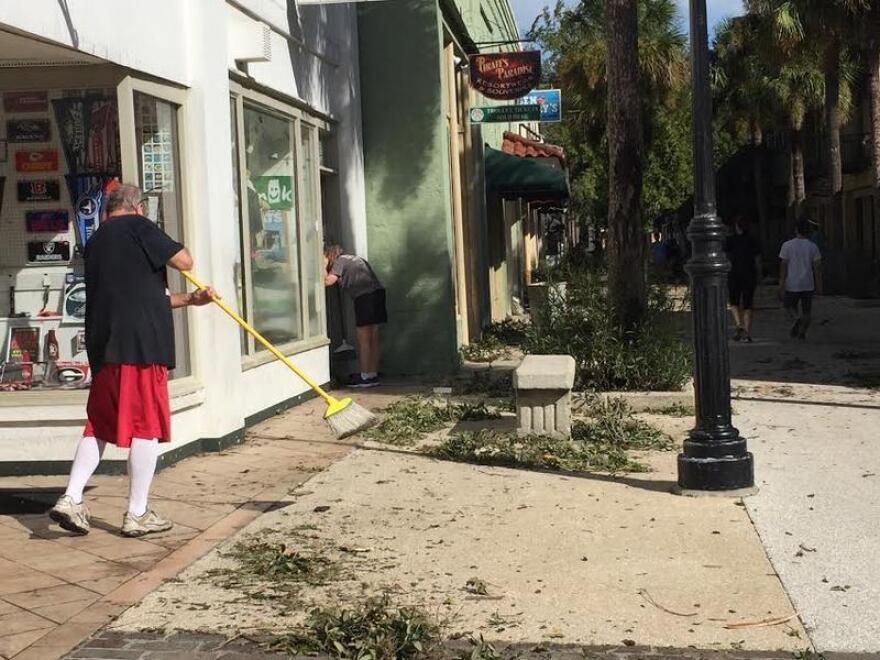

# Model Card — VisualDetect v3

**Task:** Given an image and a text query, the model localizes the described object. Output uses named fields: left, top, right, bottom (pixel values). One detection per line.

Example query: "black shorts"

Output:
left=784, top=290, right=814, bottom=315
left=354, top=289, right=387, bottom=327
left=728, top=278, right=756, bottom=310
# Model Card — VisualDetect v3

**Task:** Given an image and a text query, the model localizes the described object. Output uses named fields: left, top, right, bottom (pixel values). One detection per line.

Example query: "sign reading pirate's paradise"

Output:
left=18, top=179, right=60, bottom=202
left=7, top=119, right=52, bottom=143
left=469, top=105, right=541, bottom=124
left=27, top=240, right=70, bottom=263
left=469, top=52, right=541, bottom=100
left=26, top=210, right=69, bottom=233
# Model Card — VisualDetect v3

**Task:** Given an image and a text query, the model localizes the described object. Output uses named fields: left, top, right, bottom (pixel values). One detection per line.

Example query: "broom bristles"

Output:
left=327, top=400, right=378, bottom=439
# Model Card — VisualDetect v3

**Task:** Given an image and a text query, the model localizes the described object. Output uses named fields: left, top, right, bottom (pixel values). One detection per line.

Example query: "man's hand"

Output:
left=189, top=287, right=218, bottom=306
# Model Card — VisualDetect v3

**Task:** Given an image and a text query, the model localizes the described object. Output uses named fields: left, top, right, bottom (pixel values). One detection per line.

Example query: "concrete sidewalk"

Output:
left=102, top=413, right=808, bottom=654
left=0, top=388, right=407, bottom=660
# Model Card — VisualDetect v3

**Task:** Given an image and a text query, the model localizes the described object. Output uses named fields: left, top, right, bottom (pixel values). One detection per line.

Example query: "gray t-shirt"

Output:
left=331, top=254, right=382, bottom=299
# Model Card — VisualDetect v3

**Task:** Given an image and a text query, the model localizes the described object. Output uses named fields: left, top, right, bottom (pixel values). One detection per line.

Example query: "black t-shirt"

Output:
left=84, top=214, right=183, bottom=374
left=725, top=233, right=761, bottom=281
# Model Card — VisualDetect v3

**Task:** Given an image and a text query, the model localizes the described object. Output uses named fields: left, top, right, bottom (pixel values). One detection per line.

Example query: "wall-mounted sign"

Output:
left=63, top=280, right=86, bottom=325
left=4, top=91, right=48, bottom=113
left=469, top=105, right=541, bottom=124
left=7, top=119, right=52, bottom=143
left=18, top=179, right=60, bottom=202
left=254, top=175, right=294, bottom=210
left=469, top=52, right=542, bottom=100
left=27, top=240, right=70, bottom=263
left=517, top=89, right=562, bottom=123
left=16, top=150, right=59, bottom=173
left=26, top=210, right=69, bottom=233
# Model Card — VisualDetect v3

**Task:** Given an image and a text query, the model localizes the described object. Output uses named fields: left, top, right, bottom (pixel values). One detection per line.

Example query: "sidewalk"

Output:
left=0, top=388, right=402, bottom=660
left=93, top=413, right=809, bottom=655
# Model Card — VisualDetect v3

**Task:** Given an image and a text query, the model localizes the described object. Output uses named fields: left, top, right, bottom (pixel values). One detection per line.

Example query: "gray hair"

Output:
left=105, top=183, right=144, bottom=214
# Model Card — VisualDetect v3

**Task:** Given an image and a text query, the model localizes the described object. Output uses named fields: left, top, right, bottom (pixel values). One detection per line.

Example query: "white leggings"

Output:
left=64, top=436, right=160, bottom=517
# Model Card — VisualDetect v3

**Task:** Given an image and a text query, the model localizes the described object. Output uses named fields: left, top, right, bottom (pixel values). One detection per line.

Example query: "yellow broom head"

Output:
left=326, top=398, right=378, bottom=439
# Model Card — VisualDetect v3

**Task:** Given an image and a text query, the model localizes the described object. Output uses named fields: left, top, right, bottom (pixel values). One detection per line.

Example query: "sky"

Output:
left=512, top=0, right=745, bottom=40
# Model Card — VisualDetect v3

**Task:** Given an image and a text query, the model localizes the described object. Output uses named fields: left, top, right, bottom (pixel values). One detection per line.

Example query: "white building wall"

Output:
left=0, top=0, right=366, bottom=468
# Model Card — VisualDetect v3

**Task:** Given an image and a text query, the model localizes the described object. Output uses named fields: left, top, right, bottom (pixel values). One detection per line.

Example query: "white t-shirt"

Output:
left=779, top=238, right=821, bottom=292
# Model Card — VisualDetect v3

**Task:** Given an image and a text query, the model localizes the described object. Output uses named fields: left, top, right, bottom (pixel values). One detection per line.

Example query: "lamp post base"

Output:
left=677, top=452, right=755, bottom=492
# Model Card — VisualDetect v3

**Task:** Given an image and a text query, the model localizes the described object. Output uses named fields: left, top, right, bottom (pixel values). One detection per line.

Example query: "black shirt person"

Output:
left=50, top=184, right=216, bottom=539
left=724, top=215, right=762, bottom=342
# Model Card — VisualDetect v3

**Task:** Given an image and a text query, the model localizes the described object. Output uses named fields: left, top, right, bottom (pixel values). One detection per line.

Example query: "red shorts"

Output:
left=83, top=364, right=171, bottom=448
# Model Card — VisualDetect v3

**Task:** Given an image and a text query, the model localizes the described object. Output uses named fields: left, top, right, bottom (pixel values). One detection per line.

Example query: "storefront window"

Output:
left=243, top=105, right=302, bottom=348
left=300, top=124, right=323, bottom=337
left=134, top=92, right=190, bottom=379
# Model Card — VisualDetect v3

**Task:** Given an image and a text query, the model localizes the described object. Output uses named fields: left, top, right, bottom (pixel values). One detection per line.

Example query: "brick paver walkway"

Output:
left=0, top=388, right=406, bottom=659
left=66, top=630, right=877, bottom=659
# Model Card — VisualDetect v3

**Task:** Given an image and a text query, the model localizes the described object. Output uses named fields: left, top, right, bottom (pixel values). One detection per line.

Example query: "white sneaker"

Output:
left=49, top=495, right=91, bottom=535
left=121, top=509, right=173, bottom=537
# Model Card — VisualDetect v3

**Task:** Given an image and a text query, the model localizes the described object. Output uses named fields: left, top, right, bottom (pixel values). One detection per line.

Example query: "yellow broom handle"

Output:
left=180, top=271, right=336, bottom=405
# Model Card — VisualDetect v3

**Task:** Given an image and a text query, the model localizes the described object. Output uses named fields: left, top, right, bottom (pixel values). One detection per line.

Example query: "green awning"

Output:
left=485, top=146, right=569, bottom=198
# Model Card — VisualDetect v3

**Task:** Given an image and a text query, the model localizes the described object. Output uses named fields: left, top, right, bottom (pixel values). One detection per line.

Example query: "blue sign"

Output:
left=517, top=89, right=562, bottom=123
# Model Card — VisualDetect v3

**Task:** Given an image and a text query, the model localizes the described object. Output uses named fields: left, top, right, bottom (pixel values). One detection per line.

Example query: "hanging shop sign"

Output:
left=469, top=105, right=541, bottom=124
left=27, top=240, right=70, bottom=264
left=4, top=91, right=48, bottom=113
left=517, top=89, right=562, bottom=123
left=26, top=210, right=69, bottom=233
left=18, top=179, right=61, bottom=202
left=469, top=52, right=542, bottom=100
left=254, top=175, right=295, bottom=210
left=16, top=150, right=59, bottom=173
left=7, top=119, right=52, bottom=143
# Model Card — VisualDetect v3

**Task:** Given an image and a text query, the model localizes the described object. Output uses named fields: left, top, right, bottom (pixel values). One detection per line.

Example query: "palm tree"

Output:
left=533, top=0, right=687, bottom=325
left=748, top=0, right=864, bottom=245
left=606, top=0, right=645, bottom=327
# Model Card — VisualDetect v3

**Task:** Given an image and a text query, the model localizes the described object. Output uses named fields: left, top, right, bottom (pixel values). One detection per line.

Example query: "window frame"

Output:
left=117, top=75, right=201, bottom=396
left=229, top=83, right=330, bottom=369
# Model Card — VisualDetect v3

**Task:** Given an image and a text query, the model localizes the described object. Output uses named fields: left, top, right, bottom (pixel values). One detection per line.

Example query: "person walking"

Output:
left=49, top=184, right=215, bottom=537
left=725, top=216, right=762, bottom=342
left=324, top=245, right=386, bottom=388
left=779, top=219, right=823, bottom=340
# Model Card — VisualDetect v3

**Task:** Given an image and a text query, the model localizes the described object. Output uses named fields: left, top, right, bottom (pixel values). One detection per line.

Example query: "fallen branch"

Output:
left=724, top=613, right=798, bottom=630
left=637, top=589, right=697, bottom=617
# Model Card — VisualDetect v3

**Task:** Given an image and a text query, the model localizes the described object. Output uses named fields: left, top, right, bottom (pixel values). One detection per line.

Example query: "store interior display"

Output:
left=0, top=87, right=120, bottom=391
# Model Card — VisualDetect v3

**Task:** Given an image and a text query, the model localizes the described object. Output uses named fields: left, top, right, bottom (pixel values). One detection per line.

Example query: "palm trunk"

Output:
left=605, top=0, right=645, bottom=330
left=825, top=39, right=843, bottom=248
left=792, top=127, right=806, bottom=207
left=751, top=121, right=769, bottom=259
left=869, top=44, right=880, bottom=257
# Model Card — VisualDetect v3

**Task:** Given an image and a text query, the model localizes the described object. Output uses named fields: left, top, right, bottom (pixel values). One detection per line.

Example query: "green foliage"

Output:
left=645, top=402, right=695, bottom=417
left=524, top=270, right=692, bottom=391
left=429, top=396, right=671, bottom=475
left=460, top=319, right=528, bottom=363
left=366, top=396, right=500, bottom=447
left=267, top=595, right=439, bottom=659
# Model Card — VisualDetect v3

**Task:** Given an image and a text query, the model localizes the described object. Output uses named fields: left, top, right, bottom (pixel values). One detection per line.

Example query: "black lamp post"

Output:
left=678, top=0, right=755, bottom=493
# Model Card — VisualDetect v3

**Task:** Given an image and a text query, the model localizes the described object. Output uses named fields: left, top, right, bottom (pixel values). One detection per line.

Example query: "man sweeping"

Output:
left=49, top=184, right=215, bottom=537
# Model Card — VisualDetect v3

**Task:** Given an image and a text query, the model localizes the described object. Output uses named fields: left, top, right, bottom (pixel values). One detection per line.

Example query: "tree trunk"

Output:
left=605, top=0, right=645, bottom=330
left=792, top=127, right=806, bottom=207
left=868, top=44, right=880, bottom=260
left=825, top=39, right=844, bottom=248
left=751, top=121, right=770, bottom=260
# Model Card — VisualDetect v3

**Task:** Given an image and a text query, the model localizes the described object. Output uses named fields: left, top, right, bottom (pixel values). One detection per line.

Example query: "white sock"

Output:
left=362, top=372, right=377, bottom=379
left=127, top=437, right=159, bottom=517
left=64, top=436, right=105, bottom=504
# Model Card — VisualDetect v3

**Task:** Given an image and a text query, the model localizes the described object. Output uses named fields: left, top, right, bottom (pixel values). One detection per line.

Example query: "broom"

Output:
left=180, top=271, right=377, bottom=439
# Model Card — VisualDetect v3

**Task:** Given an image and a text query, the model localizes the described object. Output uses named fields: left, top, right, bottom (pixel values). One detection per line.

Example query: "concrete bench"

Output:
left=513, top=355, right=576, bottom=438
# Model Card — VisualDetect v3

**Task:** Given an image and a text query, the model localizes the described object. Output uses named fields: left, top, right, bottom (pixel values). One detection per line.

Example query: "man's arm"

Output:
left=167, top=248, right=194, bottom=272
left=324, top=273, right=339, bottom=287
left=813, top=259, right=823, bottom=295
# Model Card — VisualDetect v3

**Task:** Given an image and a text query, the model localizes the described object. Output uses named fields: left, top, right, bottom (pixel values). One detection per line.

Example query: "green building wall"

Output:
left=357, top=0, right=520, bottom=375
